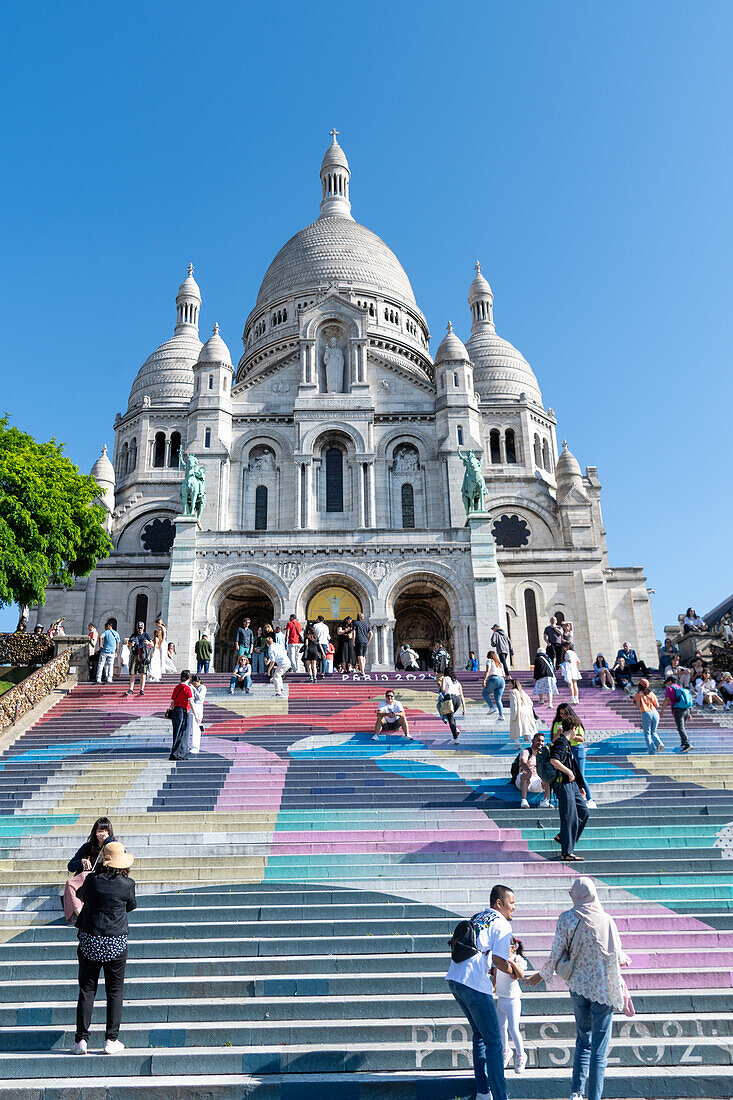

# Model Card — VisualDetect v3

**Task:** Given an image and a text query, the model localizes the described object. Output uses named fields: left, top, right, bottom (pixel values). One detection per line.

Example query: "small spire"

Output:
left=101, top=444, right=108, bottom=456
left=562, top=439, right=568, bottom=450
left=212, top=322, right=219, bottom=335
left=475, top=261, right=481, bottom=273
left=329, top=128, right=339, bottom=143
left=187, top=263, right=194, bottom=276
left=447, top=321, right=453, bottom=333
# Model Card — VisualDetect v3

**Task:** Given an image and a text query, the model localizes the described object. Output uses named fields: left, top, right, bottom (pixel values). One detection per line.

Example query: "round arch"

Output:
left=234, top=426, right=293, bottom=467
left=292, top=565, right=377, bottom=623
left=486, top=497, right=560, bottom=548
left=301, top=422, right=366, bottom=456
left=383, top=563, right=473, bottom=668
left=197, top=570, right=286, bottom=672
left=376, top=427, right=436, bottom=464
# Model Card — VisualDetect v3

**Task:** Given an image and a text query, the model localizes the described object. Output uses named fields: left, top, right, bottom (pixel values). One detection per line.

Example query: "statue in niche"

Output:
left=251, top=450, right=277, bottom=474
left=323, top=336, right=345, bottom=393
left=393, top=447, right=419, bottom=474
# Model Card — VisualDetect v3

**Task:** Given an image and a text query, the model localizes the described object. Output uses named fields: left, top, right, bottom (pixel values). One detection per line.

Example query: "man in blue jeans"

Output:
left=445, top=884, right=518, bottom=1100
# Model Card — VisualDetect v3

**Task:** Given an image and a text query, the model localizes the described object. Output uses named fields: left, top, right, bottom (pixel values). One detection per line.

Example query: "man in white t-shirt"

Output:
left=265, top=637, right=291, bottom=697
left=445, top=884, right=517, bottom=1100
left=313, top=616, right=331, bottom=674
left=372, top=690, right=412, bottom=740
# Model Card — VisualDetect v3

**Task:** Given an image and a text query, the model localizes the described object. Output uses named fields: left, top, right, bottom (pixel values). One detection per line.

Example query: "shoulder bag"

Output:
left=555, top=915, right=582, bottom=981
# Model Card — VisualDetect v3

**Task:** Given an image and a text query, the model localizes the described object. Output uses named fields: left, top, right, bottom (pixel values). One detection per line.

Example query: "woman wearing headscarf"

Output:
left=73, top=841, right=136, bottom=1056
left=528, top=877, right=631, bottom=1100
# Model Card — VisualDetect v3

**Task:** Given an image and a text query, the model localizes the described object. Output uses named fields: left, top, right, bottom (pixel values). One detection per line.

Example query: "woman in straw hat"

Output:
left=72, top=841, right=136, bottom=1056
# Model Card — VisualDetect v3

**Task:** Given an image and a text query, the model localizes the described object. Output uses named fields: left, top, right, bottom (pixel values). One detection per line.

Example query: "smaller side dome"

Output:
left=435, top=321, right=470, bottom=365
left=556, top=440, right=586, bottom=499
left=321, top=131, right=350, bottom=171
left=319, top=130, right=352, bottom=220
left=198, top=322, right=232, bottom=366
left=90, top=444, right=115, bottom=486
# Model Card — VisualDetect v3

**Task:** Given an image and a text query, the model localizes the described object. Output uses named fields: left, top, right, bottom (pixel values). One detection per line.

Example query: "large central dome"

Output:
left=255, top=216, right=417, bottom=309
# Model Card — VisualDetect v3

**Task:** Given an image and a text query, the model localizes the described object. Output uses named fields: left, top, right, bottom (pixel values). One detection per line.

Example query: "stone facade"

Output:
left=37, top=135, right=657, bottom=671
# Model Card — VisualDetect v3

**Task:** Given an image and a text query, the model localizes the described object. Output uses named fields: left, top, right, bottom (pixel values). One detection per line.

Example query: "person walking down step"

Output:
left=508, top=678, right=536, bottom=748
left=446, top=883, right=519, bottom=1100
left=490, top=624, right=513, bottom=677
left=285, top=614, right=303, bottom=672
left=533, top=647, right=557, bottom=708
left=73, top=842, right=136, bottom=1056
left=551, top=704, right=597, bottom=809
left=528, top=877, right=631, bottom=1100
left=125, top=623, right=152, bottom=697
left=560, top=643, right=582, bottom=704
left=492, top=936, right=528, bottom=1074
left=633, top=679, right=664, bottom=754
left=549, top=717, right=589, bottom=861
left=96, top=621, right=120, bottom=685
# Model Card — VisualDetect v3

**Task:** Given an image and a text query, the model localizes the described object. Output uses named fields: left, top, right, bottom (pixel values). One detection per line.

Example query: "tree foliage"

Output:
left=0, top=418, right=112, bottom=609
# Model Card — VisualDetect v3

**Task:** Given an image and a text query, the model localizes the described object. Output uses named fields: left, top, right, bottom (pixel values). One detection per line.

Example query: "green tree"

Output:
left=0, top=418, right=112, bottom=610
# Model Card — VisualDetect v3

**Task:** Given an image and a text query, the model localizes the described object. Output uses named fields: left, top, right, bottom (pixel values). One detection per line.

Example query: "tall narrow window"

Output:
left=134, top=593, right=148, bottom=629
left=524, top=589, right=540, bottom=656
left=325, top=447, right=344, bottom=512
left=542, top=439, right=551, bottom=471
left=457, top=425, right=464, bottom=446
left=401, top=482, right=415, bottom=528
left=533, top=434, right=542, bottom=467
left=153, top=432, right=166, bottom=468
left=489, top=429, right=501, bottom=464
left=505, top=429, right=517, bottom=463
left=168, top=431, right=181, bottom=468
left=254, top=485, right=268, bottom=530
left=121, top=442, right=129, bottom=475
left=208, top=374, right=214, bottom=390
left=129, top=438, right=137, bottom=470
left=204, top=429, right=211, bottom=448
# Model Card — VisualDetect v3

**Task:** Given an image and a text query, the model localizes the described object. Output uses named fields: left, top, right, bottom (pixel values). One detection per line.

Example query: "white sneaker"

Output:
left=520, top=799, right=530, bottom=809
left=540, top=798, right=551, bottom=808
left=73, top=1039, right=87, bottom=1055
left=515, top=1052, right=528, bottom=1074
left=571, top=1093, right=583, bottom=1100
left=586, top=799, right=598, bottom=809
left=503, top=1047, right=513, bottom=1068
left=104, top=1038, right=125, bottom=1054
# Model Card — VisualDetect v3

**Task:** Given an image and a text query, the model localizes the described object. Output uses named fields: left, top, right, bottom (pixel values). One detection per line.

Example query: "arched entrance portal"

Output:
left=217, top=582, right=275, bottom=672
left=393, top=583, right=452, bottom=669
left=306, top=585, right=362, bottom=644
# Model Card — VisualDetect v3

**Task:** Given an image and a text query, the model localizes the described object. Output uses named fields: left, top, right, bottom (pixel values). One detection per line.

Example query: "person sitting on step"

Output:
left=592, top=654, right=614, bottom=690
left=611, top=656, right=634, bottom=694
left=372, top=690, right=412, bottom=741
left=229, top=654, right=252, bottom=695
left=614, top=642, right=649, bottom=678
left=516, top=732, right=551, bottom=809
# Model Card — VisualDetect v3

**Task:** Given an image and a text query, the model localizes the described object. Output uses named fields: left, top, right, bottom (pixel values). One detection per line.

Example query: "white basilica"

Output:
left=39, top=134, right=657, bottom=671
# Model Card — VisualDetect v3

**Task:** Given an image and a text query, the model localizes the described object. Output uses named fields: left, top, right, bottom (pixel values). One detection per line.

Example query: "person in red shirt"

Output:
left=285, top=614, right=303, bottom=672
left=169, top=671, right=194, bottom=760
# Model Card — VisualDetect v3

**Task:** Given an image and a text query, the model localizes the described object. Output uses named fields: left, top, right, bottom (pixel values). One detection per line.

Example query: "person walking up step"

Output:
left=660, top=673, right=694, bottom=752
left=549, top=717, right=589, bottom=861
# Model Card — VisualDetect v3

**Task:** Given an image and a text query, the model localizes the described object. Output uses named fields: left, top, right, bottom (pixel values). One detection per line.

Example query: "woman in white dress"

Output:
left=148, top=627, right=164, bottom=682
left=561, top=643, right=582, bottom=703
left=187, top=675, right=206, bottom=754
left=508, top=678, right=536, bottom=746
left=164, top=642, right=177, bottom=674
left=118, top=639, right=130, bottom=679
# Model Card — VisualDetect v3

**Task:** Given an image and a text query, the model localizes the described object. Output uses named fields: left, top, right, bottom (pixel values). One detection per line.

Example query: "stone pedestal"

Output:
left=468, top=511, right=506, bottom=662
left=162, top=516, right=201, bottom=670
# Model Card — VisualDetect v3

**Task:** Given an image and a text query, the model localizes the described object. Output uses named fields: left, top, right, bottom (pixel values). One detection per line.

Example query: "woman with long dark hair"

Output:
left=73, top=841, right=136, bottom=1055
left=67, top=818, right=115, bottom=874
left=551, top=704, right=596, bottom=809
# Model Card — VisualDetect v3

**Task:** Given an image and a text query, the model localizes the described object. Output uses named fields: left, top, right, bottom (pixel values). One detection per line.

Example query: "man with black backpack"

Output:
left=430, top=641, right=450, bottom=676
left=660, top=673, right=694, bottom=752
left=446, top=884, right=518, bottom=1100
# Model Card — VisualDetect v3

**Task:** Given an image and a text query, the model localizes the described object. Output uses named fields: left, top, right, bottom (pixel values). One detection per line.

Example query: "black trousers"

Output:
left=76, top=949, right=127, bottom=1041
left=557, top=781, right=589, bottom=856
left=546, top=643, right=563, bottom=669
left=170, top=706, right=189, bottom=759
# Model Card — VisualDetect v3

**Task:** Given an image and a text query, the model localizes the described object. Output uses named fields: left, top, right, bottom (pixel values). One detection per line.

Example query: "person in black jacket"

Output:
left=73, top=842, right=136, bottom=1055
left=67, top=818, right=115, bottom=874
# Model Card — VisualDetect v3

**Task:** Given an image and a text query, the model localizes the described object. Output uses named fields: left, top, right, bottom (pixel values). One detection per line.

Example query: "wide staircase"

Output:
left=0, top=668, right=731, bottom=1097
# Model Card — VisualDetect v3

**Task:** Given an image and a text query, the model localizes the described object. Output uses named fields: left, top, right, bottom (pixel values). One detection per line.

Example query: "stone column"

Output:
left=294, top=464, right=303, bottom=530
left=161, top=515, right=201, bottom=669
left=468, top=511, right=506, bottom=662
left=356, top=461, right=366, bottom=528
left=367, top=463, right=377, bottom=530
left=302, top=461, right=313, bottom=529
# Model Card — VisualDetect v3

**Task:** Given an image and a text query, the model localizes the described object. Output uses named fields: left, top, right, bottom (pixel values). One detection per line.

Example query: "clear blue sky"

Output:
left=2, top=1, right=731, bottom=634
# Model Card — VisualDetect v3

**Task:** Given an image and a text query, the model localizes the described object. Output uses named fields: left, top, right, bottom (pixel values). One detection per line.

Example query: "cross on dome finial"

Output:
left=101, top=444, right=108, bottom=456
left=475, top=261, right=481, bottom=273
left=562, top=439, right=569, bottom=450
left=187, top=263, right=194, bottom=276
left=446, top=321, right=453, bottom=333
left=329, top=128, right=339, bottom=143
left=213, top=322, right=219, bottom=335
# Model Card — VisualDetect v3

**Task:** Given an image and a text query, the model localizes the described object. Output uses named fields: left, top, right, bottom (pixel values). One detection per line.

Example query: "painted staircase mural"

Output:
left=0, top=670, right=731, bottom=1096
